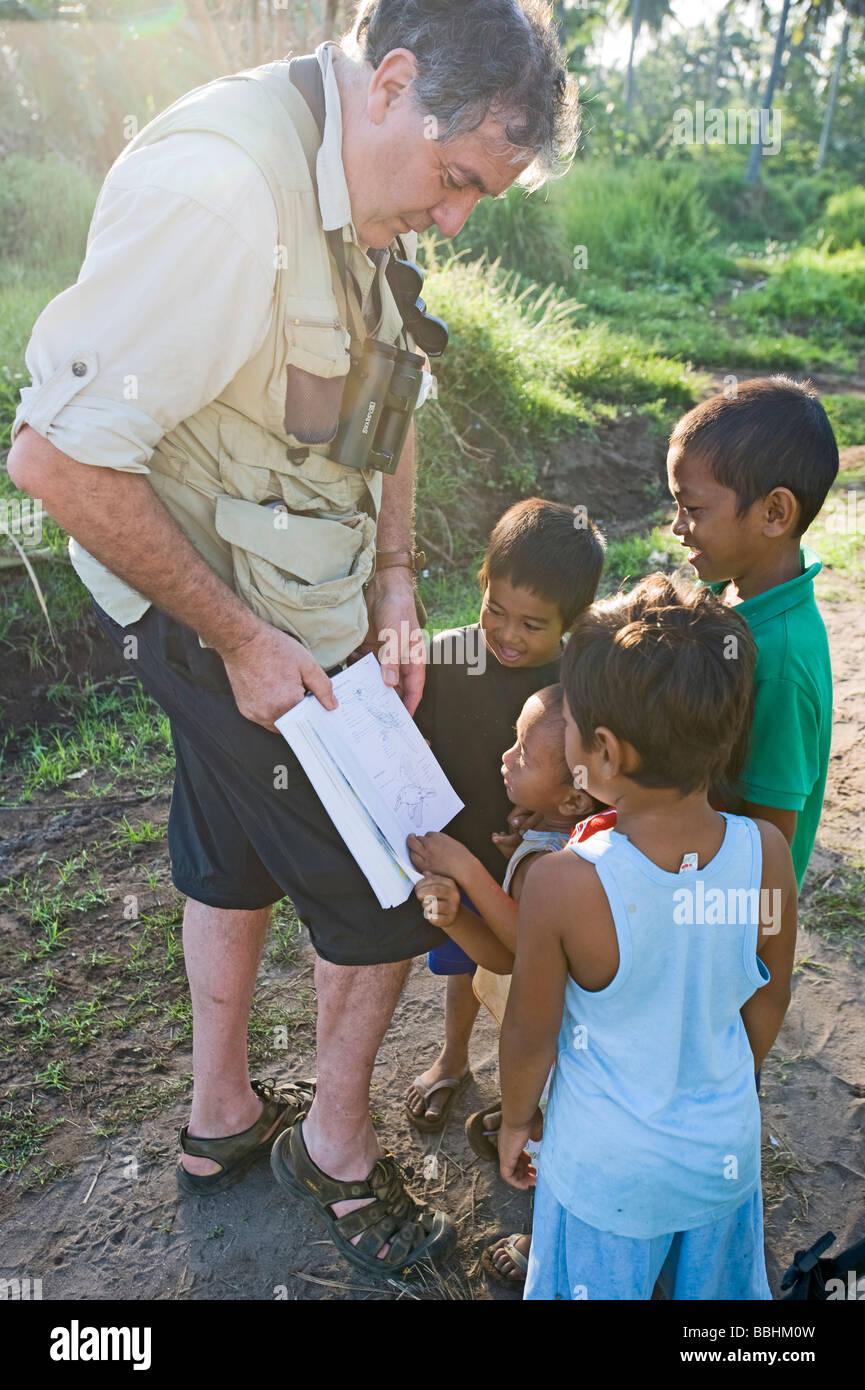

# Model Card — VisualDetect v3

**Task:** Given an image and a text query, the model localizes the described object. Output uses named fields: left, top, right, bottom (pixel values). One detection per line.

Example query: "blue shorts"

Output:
left=525, top=1178, right=772, bottom=1301
left=427, top=892, right=479, bottom=976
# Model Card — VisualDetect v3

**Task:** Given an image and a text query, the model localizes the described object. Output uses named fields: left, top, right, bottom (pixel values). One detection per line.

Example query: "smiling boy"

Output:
left=405, top=498, right=605, bottom=1129
left=667, top=376, right=838, bottom=888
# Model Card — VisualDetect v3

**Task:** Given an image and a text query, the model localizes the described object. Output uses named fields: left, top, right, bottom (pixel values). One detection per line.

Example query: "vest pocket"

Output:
left=213, top=494, right=376, bottom=669
left=217, top=413, right=371, bottom=514
left=283, top=305, right=350, bottom=448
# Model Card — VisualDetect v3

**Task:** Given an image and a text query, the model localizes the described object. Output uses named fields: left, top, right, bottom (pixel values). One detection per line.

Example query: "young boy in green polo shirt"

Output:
left=667, top=376, right=838, bottom=888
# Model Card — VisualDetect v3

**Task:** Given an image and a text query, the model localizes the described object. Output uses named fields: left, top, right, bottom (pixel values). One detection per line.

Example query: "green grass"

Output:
left=268, top=900, right=303, bottom=966
left=800, top=863, right=865, bottom=952
left=417, top=564, right=484, bottom=634
left=2, top=865, right=108, bottom=964
left=600, top=525, right=685, bottom=595
left=553, top=160, right=727, bottom=294
left=823, top=396, right=865, bottom=451
left=820, top=186, right=865, bottom=253
left=736, top=245, right=865, bottom=342
left=116, top=816, right=168, bottom=853
left=443, top=158, right=865, bottom=378
left=0, top=156, right=96, bottom=272
left=0, top=1101, right=61, bottom=1175
left=3, top=678, right=174, bottom=799
left=805, top=467, right=865, bottom=584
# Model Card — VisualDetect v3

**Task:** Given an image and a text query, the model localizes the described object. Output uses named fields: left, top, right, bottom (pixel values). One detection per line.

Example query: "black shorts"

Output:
left=90, top=596, right=446, bottom=966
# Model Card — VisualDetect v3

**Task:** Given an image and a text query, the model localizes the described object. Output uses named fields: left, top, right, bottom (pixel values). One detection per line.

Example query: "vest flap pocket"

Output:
left=284, top=300, right=350, bottom=380
left=214, top=495, right=364, bottom=585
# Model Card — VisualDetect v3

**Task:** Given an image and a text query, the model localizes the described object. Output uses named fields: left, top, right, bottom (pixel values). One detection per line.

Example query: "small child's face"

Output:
left=667, top=445, right=765, bottom=585
left=501, top=700, right=568, bottom=813
left=479, top=577, right=564, bottom=669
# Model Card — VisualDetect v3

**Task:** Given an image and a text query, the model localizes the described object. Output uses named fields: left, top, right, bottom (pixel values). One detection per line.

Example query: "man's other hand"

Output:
left=218, top=622, right=337, bottom=730
left=353, top=568, right=426, bottom=715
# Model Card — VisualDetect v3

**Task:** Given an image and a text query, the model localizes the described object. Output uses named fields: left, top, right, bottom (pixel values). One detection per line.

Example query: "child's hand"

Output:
left=492, top=805, right=543, bottom=860
left=498, top=1110, right=543, bottom=1190
left=407, top=830, right=471, bottom=880
left=491, top=829, right=522, bottom=860
left=415, top=875, right=461, bottom=929
left=511, top=806, right=545, bottom=835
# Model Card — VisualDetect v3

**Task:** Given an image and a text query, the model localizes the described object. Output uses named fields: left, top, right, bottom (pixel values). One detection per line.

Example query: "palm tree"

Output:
left=745, top=0, right=792, bottom=185
left=622, top=0, right=673, bottom=110
left=816, top=0, right=865, bottom=168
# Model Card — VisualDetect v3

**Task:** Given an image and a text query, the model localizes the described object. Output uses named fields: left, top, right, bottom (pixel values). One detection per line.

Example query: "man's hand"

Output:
left=353, top=569, right=426, bottom=715
left=416, top=874, right=460, bottom=928
left=219, top=621, right=337, bottom=730
left=408, top=830, right=473, bottom=881
left=498, top=1110, right=544, bottom=1190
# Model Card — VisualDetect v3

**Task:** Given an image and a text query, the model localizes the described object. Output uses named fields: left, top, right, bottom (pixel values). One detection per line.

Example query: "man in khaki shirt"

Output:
left=8, top=0, right=576, bottom=1277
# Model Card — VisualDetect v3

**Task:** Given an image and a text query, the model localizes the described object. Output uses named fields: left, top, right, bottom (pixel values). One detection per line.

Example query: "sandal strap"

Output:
left=410, top=1074, right=467, bottom=1103
left=180, top=1077, right=314, bottom=1167
left=289, top=1124, right=435, bottom=1260
left=502, top=1235, right=530, bottom=1273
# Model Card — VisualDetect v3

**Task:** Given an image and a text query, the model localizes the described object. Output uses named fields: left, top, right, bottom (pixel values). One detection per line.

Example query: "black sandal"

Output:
left=270, top=1118, right=457, bottom=1278
left=177, top=1077, right=315, bottom=1195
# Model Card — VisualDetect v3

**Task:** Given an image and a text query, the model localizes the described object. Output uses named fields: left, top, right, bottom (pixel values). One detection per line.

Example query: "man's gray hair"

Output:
left=346, top=0, right=578, bottom=190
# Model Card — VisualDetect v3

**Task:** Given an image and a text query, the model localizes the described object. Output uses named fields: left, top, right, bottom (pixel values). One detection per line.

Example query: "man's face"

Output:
left=343, top=51, right=532, bottom=248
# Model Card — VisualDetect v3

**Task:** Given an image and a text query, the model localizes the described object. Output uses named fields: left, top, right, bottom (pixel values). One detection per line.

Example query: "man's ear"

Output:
left=762, top=486, right=800, bottom=539
left=367, top=48, right=420, bottom=125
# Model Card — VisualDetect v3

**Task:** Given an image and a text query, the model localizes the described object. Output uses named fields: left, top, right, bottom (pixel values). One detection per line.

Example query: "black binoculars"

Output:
left=320, top=254, right=448, bottom=475
left=386, top=255, right=449, bottom=360
left=329, top=339, right=425, bottom=476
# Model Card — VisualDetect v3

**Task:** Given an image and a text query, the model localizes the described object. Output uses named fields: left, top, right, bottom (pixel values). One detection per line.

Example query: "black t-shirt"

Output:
left=415, top=624, right=562, bottom=883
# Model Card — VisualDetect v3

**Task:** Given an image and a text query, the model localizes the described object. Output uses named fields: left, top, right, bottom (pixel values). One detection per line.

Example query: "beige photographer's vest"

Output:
left=117, top=57, right=409, bottom=669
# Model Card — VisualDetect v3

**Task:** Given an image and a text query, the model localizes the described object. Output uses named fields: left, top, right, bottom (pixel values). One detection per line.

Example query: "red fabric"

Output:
left=567, top=808, right=618, bottom=846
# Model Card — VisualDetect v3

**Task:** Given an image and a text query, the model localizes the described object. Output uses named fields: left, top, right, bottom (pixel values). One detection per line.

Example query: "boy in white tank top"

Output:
left=498, top=572, right=797, bottom=1300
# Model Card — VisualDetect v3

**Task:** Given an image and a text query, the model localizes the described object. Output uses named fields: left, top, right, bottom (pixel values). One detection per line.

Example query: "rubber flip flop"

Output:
left=481, top=1233, right=530, bottom=1287
left=405, top=1069, right=472, bottom=1132
left=465, top=1100, right=502, bottom=1162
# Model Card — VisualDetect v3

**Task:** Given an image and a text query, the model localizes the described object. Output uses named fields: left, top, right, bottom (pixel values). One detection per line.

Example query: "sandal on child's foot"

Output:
left=481, top=1233, right=531, bottom=1287
left=465, top=1101, right=502, bottom=1162
left=405, top=1070, right=472, bottom=1132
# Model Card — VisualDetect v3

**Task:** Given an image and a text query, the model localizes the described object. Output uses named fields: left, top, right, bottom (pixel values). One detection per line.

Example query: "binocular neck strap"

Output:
left=287, top=54, right=370, bottom=348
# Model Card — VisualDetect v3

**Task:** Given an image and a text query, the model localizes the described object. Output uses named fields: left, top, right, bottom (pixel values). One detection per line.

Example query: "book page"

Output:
left=328, top=655, right=463, bottom=844
left=276, top=655, right=464, bottom=907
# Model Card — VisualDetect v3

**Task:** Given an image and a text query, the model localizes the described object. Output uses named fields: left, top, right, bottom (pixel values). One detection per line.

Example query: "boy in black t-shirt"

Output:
left=406, top=498, right=605, bottom=1129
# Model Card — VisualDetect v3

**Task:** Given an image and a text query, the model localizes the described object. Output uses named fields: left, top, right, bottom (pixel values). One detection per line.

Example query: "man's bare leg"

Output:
left=181, top=898, right=283, bottom=1177
left=301, top=956, right=411, bottom=1250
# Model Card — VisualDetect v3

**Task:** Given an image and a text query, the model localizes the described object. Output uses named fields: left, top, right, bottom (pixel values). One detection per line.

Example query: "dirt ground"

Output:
left=0, top=444, right=863, bottom=1303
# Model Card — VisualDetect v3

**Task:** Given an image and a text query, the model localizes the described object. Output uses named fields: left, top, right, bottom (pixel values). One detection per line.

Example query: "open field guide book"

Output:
left=275, top=654, right=464, bottom=908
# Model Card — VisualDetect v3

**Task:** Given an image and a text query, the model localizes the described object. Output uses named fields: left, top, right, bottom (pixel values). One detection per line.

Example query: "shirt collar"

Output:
left=710, top=544, right=823, bottom=626
left=314, top=41, right=355, bottom=237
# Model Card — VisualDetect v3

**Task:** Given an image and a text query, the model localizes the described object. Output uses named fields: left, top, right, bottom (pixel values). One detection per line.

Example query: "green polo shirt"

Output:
left=713, top=545, right=833, bottom=889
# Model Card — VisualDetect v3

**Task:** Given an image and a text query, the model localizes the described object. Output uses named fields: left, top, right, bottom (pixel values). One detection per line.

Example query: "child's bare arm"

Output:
left=740, top=820, right=797, bottom=1072
left=499, top=854, right=574, bottom=1188
left=415, top=876, right=515, bottom=974
left=742, top=800, right=797, bottom=849
left=408, top=831, right=520, bottom=951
